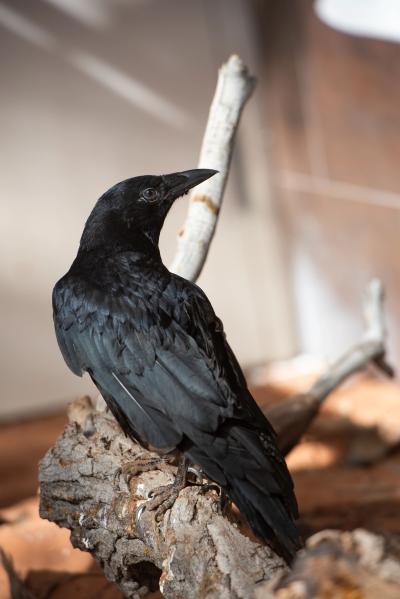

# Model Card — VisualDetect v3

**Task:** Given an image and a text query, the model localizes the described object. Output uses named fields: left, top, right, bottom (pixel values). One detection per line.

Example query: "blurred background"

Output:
left=1, top=1, right=400, bottom=595
left=2, top=0, right=400, bottom=419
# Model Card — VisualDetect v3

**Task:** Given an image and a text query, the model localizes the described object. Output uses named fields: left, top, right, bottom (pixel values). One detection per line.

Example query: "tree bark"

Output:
left=255, top=529, right=400, bottom=599
left=39, top=397, right=285, bottom=599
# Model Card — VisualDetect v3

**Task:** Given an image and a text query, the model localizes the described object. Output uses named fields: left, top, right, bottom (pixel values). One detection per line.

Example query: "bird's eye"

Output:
left=141, top=188, right=159, bottom=203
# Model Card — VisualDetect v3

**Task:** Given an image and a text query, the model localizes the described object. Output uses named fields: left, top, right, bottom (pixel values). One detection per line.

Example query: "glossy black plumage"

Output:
left=53, top=169, right=300, bottom=561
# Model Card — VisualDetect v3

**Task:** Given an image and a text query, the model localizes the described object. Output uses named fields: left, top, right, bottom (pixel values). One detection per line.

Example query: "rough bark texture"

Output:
left=39, top=397, right=285, bottom=599
left=255, top=529, right=400, bottom=599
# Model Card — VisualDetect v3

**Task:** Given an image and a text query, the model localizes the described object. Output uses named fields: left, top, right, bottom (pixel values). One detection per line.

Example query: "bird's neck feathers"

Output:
left=77, top=202, right=162, bottom=264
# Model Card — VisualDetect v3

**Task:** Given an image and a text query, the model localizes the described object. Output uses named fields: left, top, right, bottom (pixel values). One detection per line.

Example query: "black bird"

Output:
left=52, top=169, right=300, bottom=562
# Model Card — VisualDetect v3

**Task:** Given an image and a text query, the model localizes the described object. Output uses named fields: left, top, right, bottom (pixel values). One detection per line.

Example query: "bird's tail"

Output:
left=185, top=423, right=301, bottom=563
left=227, top=475, right=300, bottom=563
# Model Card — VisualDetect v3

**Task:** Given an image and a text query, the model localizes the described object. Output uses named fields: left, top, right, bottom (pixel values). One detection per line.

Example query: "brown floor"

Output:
left=0, top=411, right=67, bottom=508
left=0, top=407, right=161, bottom=599
left=1, top=373, right=400, bottom=597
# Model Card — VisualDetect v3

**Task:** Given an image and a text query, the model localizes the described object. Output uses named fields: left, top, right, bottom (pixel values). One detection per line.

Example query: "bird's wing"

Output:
left=53, top=273, right=299, bottom=558
left=52, top=273, right=237, bottom=446
left=158, top=276, right=300, bottom=558
left=53, top=274, right=183, bottom=449
left=53, top=272, right=267, bottom=436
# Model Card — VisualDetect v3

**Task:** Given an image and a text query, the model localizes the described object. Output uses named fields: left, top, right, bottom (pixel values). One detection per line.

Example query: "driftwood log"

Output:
left=40, top=397, right=285, bottom=599
left=39, top=55, right=395, bottom=598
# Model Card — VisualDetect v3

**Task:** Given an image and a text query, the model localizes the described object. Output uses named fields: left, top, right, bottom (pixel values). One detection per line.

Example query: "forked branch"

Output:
left=269, top=279, right=394, bottom=456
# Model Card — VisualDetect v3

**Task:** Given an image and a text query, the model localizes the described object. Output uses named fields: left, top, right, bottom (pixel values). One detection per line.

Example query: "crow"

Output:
left=52, top=168, right=301, bottom=562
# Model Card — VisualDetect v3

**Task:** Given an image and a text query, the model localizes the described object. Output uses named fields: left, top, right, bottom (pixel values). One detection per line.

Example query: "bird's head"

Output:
left=80, top=168, right=217, bottom=252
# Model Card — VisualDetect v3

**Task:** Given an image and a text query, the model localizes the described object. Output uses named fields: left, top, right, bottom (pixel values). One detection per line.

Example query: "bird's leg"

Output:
left=115, top=453, right=177, bottom=488
left=145, top=455, right=188, bottom=521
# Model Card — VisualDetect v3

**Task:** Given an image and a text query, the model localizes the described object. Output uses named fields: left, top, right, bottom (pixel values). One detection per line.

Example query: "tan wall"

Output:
left=257, top=0, right=400, bottom=365
left=0, top=0, right=293, bottom=418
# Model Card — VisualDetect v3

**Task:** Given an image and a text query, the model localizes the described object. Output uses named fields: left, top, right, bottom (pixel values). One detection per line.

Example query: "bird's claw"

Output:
left=135, top=455, right=188, bottom=524
left=114, top=455, right=176, bottom=489
left=195, top=480, right=228, bottom=511
left=187, top=466, right=203, bottom=485
left=134, top=480, right=183, bottom=535
left=145, top=482, right=182, bottom=522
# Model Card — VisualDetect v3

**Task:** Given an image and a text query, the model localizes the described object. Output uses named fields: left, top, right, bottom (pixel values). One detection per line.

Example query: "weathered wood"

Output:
left=255, top=529, right=400, bottom=598
left=39, top=397, right=285, bottom=599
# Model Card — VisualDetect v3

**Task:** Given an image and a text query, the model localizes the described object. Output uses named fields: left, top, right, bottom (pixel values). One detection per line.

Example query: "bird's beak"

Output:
left=162, top=168, right=217, bottom=201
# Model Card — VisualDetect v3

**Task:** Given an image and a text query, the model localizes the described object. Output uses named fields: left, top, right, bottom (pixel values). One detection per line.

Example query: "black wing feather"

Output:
left=53, top=271, right=300, bottom=560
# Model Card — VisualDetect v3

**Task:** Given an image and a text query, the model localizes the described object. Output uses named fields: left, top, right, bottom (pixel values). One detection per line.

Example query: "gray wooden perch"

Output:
left=39, top=56, right=394, bottom=598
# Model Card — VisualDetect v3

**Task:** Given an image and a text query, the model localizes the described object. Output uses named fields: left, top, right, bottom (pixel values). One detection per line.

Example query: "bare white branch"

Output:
left=363, top=277, right=386, bottom=342
left=310, top=278, right=393, bottom=402
left=169, top=54, right=256, bottom=282
left=269, top=279, right=395, bottom=456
